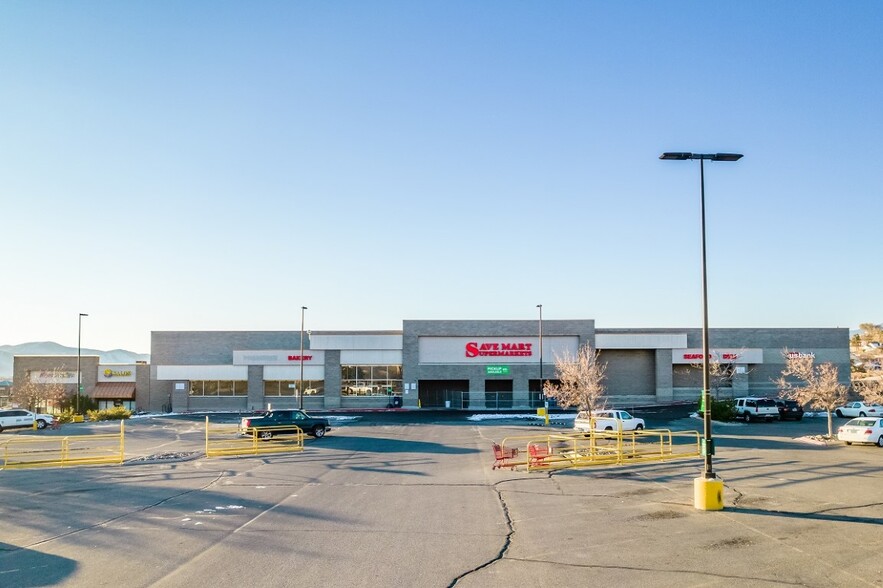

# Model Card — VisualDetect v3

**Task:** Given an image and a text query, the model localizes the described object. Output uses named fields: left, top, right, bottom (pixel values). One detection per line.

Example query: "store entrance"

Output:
left=418, top=380, right=469, bottom=409
left=485, top=379, right=513, bottom=410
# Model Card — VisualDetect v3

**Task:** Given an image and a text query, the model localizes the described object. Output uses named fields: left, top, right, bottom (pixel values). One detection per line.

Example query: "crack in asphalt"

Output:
left=447, top=481, right=514, bottom=588
left=495, top=558, right=815, bottom=586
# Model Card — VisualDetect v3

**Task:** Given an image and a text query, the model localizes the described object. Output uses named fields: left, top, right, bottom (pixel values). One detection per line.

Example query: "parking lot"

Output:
left=1, top=408, right=881, bottom=587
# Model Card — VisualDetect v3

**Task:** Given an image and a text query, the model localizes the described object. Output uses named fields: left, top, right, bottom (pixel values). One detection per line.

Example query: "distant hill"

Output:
left=0, top=342, right=150, bottom=378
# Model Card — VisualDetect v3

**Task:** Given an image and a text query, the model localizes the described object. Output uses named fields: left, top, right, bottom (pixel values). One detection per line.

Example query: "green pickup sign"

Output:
left=486, top=365, right=510, bottom=375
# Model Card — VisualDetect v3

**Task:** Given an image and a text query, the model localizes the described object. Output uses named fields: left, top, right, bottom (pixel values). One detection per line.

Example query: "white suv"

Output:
left=0, top=409, right=57, bottom=432
left=734, top=397, right=779, bottom=422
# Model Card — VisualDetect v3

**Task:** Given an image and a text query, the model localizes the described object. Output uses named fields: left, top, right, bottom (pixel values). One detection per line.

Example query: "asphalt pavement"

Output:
left=0, top=409, right=881, bottom=587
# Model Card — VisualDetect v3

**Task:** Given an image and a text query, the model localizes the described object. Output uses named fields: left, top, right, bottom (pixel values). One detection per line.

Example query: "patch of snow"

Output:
left=467, top=413, right=576, bottom=422
left=795, top=435, right=834, bottom=446
left=689, top=412, right=745, bottom=426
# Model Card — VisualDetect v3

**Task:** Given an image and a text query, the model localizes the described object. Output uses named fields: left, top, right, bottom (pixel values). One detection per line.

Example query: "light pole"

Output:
left=299, top=306, right=307, bottom=410
left=660, top=151, right=742, bottom=510
left=77, top=313, right=88, bottom=414
left=537, top=304, right=544, bottom=406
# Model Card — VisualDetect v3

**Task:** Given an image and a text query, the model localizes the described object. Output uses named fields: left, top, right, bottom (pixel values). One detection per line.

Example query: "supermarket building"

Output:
left=139, top=320, right=850, bottom=413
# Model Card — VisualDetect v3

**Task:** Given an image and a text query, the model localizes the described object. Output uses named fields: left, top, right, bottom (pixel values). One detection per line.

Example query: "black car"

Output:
left=775, top=399, right=804, bottom=421
left=239, top=409, right=331, bottom=438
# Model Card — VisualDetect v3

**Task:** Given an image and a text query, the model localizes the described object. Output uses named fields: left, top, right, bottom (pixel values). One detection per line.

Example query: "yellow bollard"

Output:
left=694, top=476, right=725, bottom=511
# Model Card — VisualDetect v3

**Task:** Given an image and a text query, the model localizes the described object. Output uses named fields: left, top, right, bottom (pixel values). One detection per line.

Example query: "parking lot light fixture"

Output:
left=660, top=151, right=742, bottom=509
left=299, top=306, right=307, bottom=410
left=537, top=304, right=543, bottom=404
left=77, top=313, right=88, bottom=415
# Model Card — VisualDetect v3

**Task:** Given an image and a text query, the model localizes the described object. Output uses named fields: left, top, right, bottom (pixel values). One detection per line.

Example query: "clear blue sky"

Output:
left=2, top=1, right=881, bottom=354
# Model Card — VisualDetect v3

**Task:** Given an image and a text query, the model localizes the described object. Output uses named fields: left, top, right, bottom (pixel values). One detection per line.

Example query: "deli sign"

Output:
left=672, top=348, right=763, bottom=365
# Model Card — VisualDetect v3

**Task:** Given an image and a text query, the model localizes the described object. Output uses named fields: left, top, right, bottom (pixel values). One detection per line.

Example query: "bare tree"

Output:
left=542, top=343, right=607, bottom=411
left=776, top=349, right=848, bottom=438
left=853, top=377, right=883, bottom=406
left=857, top=323, right=883, bottom=343
left=10, top=369, right=68, bottom=412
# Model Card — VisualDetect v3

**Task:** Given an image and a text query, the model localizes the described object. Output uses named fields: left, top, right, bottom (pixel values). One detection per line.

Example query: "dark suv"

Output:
left=775, top=399, right=805, bottom=421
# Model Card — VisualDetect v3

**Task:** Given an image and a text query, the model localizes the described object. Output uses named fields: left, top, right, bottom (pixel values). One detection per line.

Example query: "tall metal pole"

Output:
left=660, top=152, right=742, bottom=478
left=660, top=151, right=741, bottom=508
left=77, top=313, right=88, bottom=414
left=698, top=158, right=713, bottom=479
left=299, top=306, right=307, bottom=410
left=537, top=304, right=543, bottom=404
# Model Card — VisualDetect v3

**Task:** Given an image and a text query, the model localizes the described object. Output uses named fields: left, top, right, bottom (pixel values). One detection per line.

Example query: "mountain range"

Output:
left=0, top=342, right=150, bottom=379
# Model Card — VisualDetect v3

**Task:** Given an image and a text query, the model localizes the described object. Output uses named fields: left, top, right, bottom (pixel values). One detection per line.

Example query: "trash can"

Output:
left=392, top=396, right=402, bottom=408
left=445, top=400, right=451, bottom=408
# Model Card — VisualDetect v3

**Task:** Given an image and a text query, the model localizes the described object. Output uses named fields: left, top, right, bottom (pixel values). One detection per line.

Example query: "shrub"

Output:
left=86, top=407, right=132, bottom=421
left=698, top=395, right=737, bottom=422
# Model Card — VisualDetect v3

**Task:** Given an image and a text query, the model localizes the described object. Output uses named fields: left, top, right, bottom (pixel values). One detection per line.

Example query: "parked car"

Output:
left=239, top=409, right=331, bottom=439
left=574, top=409, right=645, bottom=432
left=837, top=417, right=883, bottom=447
left=0, top=408, right=57, bottom=432
left=775, top=399, right=805, bottom=421
left=834, top=401, right=883, bottom=418
left=734, top=397, right=779, bottom=422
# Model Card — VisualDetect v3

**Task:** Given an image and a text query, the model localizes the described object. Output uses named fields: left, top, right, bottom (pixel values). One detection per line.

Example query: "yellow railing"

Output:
left=1, top=422, right=125, bottom=469
left=205, top=417, right=305, bottom=458
left=497, top=428, right=701, bottom=472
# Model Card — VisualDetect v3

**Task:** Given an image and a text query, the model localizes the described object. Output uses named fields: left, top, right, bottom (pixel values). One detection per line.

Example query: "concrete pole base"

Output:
left=694, top=476, right=724, bottom=511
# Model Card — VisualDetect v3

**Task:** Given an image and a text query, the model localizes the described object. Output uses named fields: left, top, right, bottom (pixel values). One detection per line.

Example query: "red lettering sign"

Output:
left=287, top=355, right=313, bottom=361
left=465, top=341, right=533, bottom=358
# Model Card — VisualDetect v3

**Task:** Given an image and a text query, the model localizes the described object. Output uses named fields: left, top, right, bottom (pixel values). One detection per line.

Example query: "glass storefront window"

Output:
left=340, top=365, right=403, bottom=396
left=264, top=380, right=325, bottom=397
left=189, top=380, right=248, bottom=397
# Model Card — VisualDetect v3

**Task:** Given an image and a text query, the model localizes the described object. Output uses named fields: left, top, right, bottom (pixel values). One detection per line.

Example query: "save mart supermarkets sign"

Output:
left=486, top=365, right=510, bottom=375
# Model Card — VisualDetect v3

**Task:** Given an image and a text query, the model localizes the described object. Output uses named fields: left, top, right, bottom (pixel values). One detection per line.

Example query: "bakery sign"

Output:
left=233, top=350, right=325, bottom=366
left=672, top=348, right=763, bottom=365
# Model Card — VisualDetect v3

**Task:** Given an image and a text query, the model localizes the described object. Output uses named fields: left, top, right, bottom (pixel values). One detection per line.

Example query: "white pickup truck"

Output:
left=573, top=409, right=645, bottom=432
